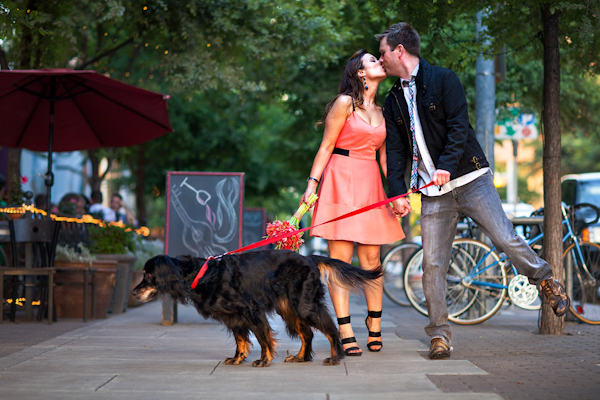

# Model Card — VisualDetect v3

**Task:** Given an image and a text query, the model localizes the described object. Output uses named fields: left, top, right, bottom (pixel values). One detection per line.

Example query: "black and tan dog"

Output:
left=132, top=250, right=381, bottom=367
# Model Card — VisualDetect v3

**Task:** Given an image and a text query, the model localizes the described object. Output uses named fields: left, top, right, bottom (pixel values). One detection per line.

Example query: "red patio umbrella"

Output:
left=0, top=69, right=173, bottom=212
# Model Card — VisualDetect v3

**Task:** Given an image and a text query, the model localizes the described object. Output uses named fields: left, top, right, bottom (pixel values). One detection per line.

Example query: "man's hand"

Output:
left=432, top=169, right=451, bottom=186
left=391, top=197, right=412, bottom=218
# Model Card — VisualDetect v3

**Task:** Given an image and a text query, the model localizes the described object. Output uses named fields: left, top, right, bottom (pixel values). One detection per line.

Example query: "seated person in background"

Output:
left=110, top=193, right=137, bottom=226
left=88, top=190, right=116, bottom=222
left=35, top=194, right=59, bottom=214
left=57, top=193, right=87, bottom=217
left=34, top=194, right=47, bottom=208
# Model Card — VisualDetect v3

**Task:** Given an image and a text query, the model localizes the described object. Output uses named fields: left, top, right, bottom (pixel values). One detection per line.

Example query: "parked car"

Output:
left=561, top=172, right=600, bottom=243
left=502, top=202, right=536, bottom=218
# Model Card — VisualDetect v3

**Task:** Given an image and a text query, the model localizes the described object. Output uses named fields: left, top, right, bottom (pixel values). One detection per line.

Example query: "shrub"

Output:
left=87, top=224, right=136, bottom=254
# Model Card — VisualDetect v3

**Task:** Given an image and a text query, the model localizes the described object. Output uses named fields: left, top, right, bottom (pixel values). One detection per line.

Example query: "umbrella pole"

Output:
left=45, top=77, right=56, bottom=214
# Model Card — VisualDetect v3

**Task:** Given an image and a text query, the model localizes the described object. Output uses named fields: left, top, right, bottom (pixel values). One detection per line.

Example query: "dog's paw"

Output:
left=284, top=354, right=307, bottom=363
left=252, top=358, right=272, bottom=367
left=224, top=356, right=245, bottom=365
left=323, top=356, right=340, bottom=366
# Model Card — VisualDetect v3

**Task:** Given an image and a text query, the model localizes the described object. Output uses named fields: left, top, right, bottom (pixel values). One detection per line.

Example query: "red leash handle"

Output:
left=190, top=182, right=434, bottom=288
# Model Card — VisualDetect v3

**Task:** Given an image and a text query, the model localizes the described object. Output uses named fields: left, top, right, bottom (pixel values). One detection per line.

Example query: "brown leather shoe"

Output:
left=540, top=278, right=570, bottom=317
left=429, top=338, right=451, bottom=360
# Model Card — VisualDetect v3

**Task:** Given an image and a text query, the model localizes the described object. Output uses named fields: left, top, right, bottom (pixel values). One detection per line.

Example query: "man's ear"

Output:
left=394, top=44, right=404, bottom=56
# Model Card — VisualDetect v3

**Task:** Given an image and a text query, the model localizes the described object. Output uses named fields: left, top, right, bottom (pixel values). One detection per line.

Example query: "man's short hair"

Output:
left=375, top=22, right=421, bottom=57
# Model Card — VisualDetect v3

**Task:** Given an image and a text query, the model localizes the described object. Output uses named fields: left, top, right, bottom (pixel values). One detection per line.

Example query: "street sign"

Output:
left=495, top=108, right=538, bottom=140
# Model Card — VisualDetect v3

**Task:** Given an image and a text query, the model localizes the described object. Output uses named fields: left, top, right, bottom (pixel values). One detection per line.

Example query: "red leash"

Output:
left=191, top=182, right=434, bottom=288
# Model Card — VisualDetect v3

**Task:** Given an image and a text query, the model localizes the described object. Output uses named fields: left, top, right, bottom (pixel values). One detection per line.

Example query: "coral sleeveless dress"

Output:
left=310, top=111, right=405, bottom=245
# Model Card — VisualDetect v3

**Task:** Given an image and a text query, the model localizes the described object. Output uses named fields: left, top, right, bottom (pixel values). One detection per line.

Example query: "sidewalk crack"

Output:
left=210, top=361, right=221, bottom=375
left=95, top=374, right=118, bottom=391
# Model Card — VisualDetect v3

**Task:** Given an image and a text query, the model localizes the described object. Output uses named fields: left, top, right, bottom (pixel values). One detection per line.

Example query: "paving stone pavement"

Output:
left=0, top=292, right=598, bottom=400
left=386, top=300, right=600, bottom=400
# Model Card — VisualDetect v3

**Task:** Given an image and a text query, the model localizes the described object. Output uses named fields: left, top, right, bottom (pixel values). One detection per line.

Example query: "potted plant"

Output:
left=87, top=224, right=137, bottom=314
left=3, top=174, right=28, bottom=219
left=53, top=243, right=118, bottom=319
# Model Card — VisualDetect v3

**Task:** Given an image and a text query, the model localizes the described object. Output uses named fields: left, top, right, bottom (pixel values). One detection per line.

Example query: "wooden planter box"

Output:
left=53, top=260, right=118, bottom=320
left=94, top=254, right=136, bottom=314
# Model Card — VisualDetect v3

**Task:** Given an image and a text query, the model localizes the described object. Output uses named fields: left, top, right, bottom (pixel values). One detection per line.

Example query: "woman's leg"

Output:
left=327, top=240, right=361, bottom=355
left=357, top=244, right=383, bottom=351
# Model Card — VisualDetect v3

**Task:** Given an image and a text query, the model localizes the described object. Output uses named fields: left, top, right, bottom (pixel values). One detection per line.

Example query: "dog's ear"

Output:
left=153, top=256, right=182, bottom=280
left=145, top=255, right=174, bottom=273
left=147, top=255, right=194, bottom=304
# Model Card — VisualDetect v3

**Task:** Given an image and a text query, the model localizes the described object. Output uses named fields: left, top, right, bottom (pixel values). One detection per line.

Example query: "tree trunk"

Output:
left=88, top=149, right=102, bottom=192
left=540, top=5, right=564, bottom=335
left=86, top=149, right=114, bottom=193
left=19, top=0, right=38, bottom=69
left=4, top=0, right=38, bottom=199
left=0, top=47, right=9, bottom=69
left=135, top=144, right=147, bottom=226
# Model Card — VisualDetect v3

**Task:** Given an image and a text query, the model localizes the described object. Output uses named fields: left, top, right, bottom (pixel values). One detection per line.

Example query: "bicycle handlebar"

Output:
left=569, top=203, right=600, bottom=226
left=533, top=203, right=600, bottom=226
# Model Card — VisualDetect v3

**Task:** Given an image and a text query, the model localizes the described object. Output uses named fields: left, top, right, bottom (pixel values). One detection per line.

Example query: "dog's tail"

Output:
left=310, top=255, right=382, bottom=292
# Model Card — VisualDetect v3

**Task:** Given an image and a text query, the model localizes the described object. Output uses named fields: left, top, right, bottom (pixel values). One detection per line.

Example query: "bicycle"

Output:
left=563, top=204, right=600, bottom=324
left=403, top=203, right=600, bottom=325
left=381, top=241, right=422, bottom=306
left=381, top=215, right=475, bottom=307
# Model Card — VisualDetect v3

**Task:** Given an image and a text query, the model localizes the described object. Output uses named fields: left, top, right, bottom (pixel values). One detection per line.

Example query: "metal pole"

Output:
left=506, top=140, right=519, bottom=213
left=45, top=77, right=56, bottom=214
left=512, top=139, right=518, bottom=210
left=475, top=11, right=496, bottom=173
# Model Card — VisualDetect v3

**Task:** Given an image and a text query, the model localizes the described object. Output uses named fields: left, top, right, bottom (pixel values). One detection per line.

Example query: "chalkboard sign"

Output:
left=242, top=207, right=267, bottom=251
left=165, top=172, right=244, bottom=258
left=162, top=171, right=244, bottom=325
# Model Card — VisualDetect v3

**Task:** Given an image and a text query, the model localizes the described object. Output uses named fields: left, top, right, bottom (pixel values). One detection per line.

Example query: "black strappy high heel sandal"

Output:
left=337, top=316, right=362, bottom=356
left=365, top=310, right=383, bottom=352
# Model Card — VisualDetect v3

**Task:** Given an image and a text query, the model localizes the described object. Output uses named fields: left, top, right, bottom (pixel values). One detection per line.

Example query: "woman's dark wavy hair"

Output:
left=316, top=49, right=370, bottom=127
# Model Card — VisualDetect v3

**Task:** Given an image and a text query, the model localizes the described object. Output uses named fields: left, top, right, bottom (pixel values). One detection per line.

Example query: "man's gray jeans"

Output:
left=420, top=171, right=553, bottom=345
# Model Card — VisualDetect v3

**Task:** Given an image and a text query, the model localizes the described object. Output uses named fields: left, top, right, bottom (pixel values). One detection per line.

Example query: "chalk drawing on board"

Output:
left=170, top=176, right=240, bottom=257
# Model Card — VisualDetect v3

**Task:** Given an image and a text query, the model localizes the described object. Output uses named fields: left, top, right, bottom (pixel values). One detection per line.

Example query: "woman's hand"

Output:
left=391, top=197, right=412, bottom=218
left=300, top=182, right=318, bottom=207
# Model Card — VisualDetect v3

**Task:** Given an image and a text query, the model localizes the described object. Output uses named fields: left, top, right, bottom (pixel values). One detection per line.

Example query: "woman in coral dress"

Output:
left=300, top=50, right=404, bottom=356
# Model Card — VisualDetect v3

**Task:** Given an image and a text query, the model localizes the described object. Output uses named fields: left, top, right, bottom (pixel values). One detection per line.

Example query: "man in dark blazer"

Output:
left=376, top=22, right=569, bottom=359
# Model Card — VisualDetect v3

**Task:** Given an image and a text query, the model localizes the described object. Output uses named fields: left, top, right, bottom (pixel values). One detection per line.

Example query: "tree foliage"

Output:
left=2, top=0, right=600, bottom=225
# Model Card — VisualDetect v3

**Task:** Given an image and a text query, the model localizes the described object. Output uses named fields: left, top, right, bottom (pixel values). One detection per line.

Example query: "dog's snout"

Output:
left=132, top=285, right=158, bottom=302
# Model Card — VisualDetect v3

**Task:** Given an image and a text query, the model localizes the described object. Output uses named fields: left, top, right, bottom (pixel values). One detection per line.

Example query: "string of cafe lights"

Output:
left=0, top=204, right=150, bottom=237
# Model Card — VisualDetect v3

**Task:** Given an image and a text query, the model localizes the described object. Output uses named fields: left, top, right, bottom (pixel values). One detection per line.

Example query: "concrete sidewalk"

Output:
left=0, top=294, right=598, bottom=399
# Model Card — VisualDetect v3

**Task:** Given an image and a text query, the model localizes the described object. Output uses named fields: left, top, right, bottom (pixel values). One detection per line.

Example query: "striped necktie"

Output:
left=405, top=78, right=419, bottom=191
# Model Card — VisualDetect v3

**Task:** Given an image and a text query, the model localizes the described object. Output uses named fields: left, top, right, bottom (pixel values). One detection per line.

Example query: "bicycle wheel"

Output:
left=448, top=239, right=507, bottom=325
left=403, top=239, right=500, bottom=321
left=564, top=241, right=600, bottom=324
left=381, top=242, right=422, bottom=306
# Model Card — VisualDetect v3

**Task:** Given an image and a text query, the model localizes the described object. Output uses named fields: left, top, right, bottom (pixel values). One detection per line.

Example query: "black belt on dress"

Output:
left=332, top=147, right=349, bottom=156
